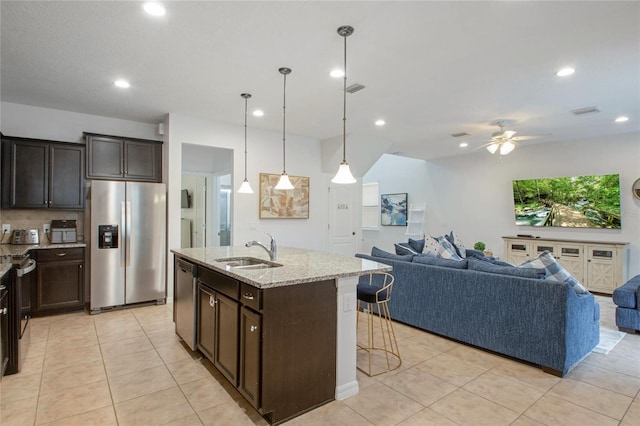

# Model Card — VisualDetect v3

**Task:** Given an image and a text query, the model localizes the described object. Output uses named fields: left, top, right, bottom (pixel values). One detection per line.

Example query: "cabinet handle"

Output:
left=209, top=295, right=216, bottom=307
left=243, top=293, right=254, bottom=300
left=250, top=325, right=258, bottom=332
left=56, top=253, right=67, bottom=257
left=0, top=308, right=7, bottom=315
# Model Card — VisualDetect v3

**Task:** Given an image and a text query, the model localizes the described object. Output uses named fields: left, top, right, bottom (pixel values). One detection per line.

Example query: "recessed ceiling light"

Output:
left=556, top=67, right=575, bottom=77
left=143, top=2, right=166, bottom=16
left=615, top=116, right=629, bottom=123
left=459, top=142, right=469, bottom=148
left=375, top=119, right=385, bottom=126
left=114, top=79, right=130, bottom=88
left=252, top=110, right=264, bottom=117
left=330, top=69, right=344, bottom=78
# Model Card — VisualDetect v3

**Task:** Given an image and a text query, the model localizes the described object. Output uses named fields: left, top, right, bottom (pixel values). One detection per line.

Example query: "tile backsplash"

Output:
left=0, top=209, right=84, bottom=244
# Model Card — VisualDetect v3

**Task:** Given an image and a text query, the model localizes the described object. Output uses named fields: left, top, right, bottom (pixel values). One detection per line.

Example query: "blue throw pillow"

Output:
left=465, top=248, right=486, bottom=258
left=518, top=251, right=589, bottom=294
left=395, top=243, right=418, bottom=256
left=434, top=236, right=463, bottom=260
left=371, top=246, right=414, bottom=262
left=414, top=254, right=468, bottom=269
left=468, top=257, right=546, bottom=279
left=445, top=231, right=467, bottom=258
left=408, top=238, right=425, bottom=253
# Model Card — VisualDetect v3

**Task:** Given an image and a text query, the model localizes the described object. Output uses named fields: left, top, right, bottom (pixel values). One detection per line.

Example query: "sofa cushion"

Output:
left=612, top=275, right=640, bottom=309
left=467, top=253, right=513, bottom=267
left=372, top=246, right=414, bottom=262
left=414, top=254, right=468, bottom=269
left=445, top=231, right=467, bottom=258
left=408, top=238, right=425, bottom=253
left=468, top=257, right=545, bottom=279
left=395, top=243, right=419, bottom=256
left=519, top=251, right=589, bottom=294
left=465, top=248, right=486, bottom=258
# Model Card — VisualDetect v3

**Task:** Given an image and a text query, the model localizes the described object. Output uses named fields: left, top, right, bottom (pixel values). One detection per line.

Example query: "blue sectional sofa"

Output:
left=356, top=252, right=600, bottom=376
left=613, top=275, right=640, bottom=333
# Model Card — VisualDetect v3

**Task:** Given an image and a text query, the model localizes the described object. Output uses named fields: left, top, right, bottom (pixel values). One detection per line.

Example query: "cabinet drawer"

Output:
left=36, top=248, right=84, bottom=262
left=198, top=267, right=239, bottom=300
left=240, top=283, right=262, bottom=311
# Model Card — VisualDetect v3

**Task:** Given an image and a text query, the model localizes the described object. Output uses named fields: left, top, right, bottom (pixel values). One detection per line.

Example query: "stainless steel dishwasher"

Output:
left=175, top=258, right=198, bottom=350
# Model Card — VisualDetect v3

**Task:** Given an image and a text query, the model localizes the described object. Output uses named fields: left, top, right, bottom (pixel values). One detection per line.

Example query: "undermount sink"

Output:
left=216, top=257, right=282, bottom=270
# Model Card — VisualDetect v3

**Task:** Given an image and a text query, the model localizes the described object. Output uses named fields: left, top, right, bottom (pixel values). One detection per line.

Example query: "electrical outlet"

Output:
left=43, top=224, right=51, bottom=234
left=2, top=224, right=11, bottom=234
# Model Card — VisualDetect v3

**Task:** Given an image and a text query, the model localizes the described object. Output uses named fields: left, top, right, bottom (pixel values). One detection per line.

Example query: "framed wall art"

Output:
left=259, top=173, right=310, bottom=219
left=381, top=193, right=407, bottom=226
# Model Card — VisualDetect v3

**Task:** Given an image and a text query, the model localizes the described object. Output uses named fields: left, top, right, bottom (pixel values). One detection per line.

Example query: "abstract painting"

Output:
left=381, top=193, right=407, bottom=226
left=259, top=173, right=310, bottom=219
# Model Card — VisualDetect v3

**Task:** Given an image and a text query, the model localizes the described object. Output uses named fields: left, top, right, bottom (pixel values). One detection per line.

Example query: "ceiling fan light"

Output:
left=486, top=143, right=499, bottom=154
left=275, top=173, right=294, bottom=190
left=500, top=141, right=515, bottom=155
left=332, top=161, right=357, bottom=184
left=504, top=130, right=517, bottom=139
left=238, top=179, right=254, bottom=194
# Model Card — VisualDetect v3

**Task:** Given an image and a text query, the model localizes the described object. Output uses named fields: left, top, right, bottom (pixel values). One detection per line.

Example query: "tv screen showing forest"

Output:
left=512, top=174, right=621, bottom=229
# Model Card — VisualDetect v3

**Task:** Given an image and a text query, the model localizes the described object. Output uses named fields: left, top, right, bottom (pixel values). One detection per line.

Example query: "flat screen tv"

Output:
left=512, top=174, right=621, bottom=229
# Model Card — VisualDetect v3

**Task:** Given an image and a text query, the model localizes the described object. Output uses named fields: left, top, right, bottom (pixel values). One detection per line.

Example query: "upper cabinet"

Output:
left=85, top=133, right=162, bottom=182
left=1, top=136, right=85, bottom=210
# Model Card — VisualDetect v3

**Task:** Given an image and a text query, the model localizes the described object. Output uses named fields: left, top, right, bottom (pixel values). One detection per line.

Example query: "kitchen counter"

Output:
left=171, top=246, right=391, bottom=289
left=0, top=242, right=86, bottom=278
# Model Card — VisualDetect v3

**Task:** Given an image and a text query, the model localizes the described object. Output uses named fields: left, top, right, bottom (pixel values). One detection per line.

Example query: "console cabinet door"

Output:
left=505, top=240, right=532, bottom=265
left=239, top=306, right=261, bottom=409
left=197, top=285, right=216, bottom=361
left=586, top=245, right=617, bottom=293
left=214, top=293, right=239, bottom=385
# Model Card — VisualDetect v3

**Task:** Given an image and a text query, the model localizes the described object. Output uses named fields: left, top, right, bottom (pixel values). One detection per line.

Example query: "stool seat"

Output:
left=356, top=272, right=401, bottom=376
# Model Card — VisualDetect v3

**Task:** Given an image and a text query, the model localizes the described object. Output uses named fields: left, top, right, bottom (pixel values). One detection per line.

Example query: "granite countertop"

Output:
left=0, top=263, right=11, bottom=278
left=172, top=246, right=392, bottom=289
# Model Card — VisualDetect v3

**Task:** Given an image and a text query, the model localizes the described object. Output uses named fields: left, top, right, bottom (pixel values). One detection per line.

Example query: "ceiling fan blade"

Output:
left=512, top=133, right=551, bottom=141
left=504, top=130, right=517, bottom=139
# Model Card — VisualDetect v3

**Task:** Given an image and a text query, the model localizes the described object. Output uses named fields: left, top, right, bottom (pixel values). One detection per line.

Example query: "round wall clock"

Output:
left=633, top=178, right=640, bottom=200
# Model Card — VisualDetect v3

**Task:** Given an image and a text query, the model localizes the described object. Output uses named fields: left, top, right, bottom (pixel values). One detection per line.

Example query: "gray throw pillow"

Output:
left=468, top=257, right=546, bottom=279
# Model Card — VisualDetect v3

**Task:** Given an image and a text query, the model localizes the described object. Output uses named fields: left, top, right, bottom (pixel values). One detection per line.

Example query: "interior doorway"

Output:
left=181, top=144, right=233, bottom=248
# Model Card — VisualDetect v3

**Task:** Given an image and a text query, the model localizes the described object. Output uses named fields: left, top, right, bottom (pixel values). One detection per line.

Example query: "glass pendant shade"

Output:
left=237, top=93, right=254, bottom=194
left=275, top=173, right=294, bottom=190
left=238, top=179, right=253, bottom=193
left=486, top=143, right=499, bottom=154
left=331, top=161, right=356, bottom=184
left=500, top=141, right=515, bottom=155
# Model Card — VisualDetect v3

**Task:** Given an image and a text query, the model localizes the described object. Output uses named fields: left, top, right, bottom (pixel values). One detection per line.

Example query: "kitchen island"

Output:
left=171, top=246, right=391, bottom=424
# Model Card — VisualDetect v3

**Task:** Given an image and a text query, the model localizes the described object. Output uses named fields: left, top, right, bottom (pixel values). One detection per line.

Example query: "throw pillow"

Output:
left=434, top=236, right=463, bottom=260
left=445, top=231, right=467, bottom=258
left=465, top=248, right=486, bottom=258
left=371, top=246, right=414, bottom=262
left=468, top=257, right=545, bottom=279
left=414, top=254, right=468, bottom=269
left=423, top=237, right=443, bottom=256
left=408, top=238, right=425, bottom=253
left=518, top=251, right=589, bottom=294
left=394, top=243, right=418, bottom=256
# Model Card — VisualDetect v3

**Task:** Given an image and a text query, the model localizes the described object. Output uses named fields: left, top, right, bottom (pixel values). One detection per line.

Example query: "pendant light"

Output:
left=331, top=25, right=357, bottom=184
left=275, top=67, right=294, bottom=190
left=237, top=93, right=254, bottom=194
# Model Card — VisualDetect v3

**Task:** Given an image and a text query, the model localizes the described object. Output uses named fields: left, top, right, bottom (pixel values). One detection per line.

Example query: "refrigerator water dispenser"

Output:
left=98, top=225, right=118, bottom=249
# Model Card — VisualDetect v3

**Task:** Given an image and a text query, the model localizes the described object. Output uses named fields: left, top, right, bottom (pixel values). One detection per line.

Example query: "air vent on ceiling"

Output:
left=571, top=106, right=600, bottom=116
left=451, top=132, right=471, bottom=138
left=345, top=83, right=365, bottom=94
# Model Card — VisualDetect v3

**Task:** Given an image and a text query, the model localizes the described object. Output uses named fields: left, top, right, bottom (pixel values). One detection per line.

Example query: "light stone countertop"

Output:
left=172, top=246, right=392, bottom=289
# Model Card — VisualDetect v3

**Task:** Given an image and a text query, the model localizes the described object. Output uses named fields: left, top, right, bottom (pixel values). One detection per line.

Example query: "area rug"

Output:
left=593, top=327, right=626, bottom=355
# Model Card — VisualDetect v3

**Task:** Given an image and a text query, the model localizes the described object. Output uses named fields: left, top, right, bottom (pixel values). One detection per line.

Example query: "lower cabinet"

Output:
left=183, top=258, right=337, bottom=424
left=33, top=248, right=85, bottom=314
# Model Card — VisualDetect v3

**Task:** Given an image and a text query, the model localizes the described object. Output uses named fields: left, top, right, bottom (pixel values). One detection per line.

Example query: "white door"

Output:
left=328, top=183, right=358, bottom=256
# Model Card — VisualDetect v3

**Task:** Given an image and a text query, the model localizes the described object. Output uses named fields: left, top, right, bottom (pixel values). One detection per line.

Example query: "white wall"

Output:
left=0, top=102, right=158, bottom=142
left=364, top=132, right=640, bottom=278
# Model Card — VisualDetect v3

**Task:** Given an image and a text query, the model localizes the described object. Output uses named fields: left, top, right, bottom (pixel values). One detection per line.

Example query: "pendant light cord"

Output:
left=342, top=32, right=347, bottom=163
left=244, top=96, right=249, bottom=180
left=282, top=72, right=287, bottom=174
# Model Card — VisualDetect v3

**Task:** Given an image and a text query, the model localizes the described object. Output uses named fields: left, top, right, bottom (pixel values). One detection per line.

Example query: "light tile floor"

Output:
left=0, top=296, right=638, bottom=425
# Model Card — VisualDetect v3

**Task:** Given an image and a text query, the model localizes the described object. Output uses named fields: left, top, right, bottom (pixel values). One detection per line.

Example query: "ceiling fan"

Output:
left=485, top=120, right=550, bottom=156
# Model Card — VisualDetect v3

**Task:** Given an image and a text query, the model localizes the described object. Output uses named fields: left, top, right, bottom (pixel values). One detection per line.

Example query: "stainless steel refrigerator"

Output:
left=88, top=180, right=166, bottom=313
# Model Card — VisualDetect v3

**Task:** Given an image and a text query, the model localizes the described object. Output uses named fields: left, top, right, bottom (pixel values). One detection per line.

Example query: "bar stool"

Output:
left=356, top=272, right=401, bottom=376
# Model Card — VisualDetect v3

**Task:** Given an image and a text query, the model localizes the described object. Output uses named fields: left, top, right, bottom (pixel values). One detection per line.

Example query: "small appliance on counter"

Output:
left=50, top=220, right=77, bottom=243
left=11, top=229, right=39, bottom=245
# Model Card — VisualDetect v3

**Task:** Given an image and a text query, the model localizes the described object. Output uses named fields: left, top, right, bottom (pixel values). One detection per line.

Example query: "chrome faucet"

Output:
left=246, top=233, right=277, bottom=261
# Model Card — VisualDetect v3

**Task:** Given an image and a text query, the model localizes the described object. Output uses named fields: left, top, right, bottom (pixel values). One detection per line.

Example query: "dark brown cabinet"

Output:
left=85, top=133, right=162, bottom=182
left=33, top=248, right=85, bottom=314
left=1, top=137, right=85, bottom=210
left=239, top=306, right=261, bottom=408
left=197, top=268, right=239, bottom=385
left=0, top=274, right=9, bottom=378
